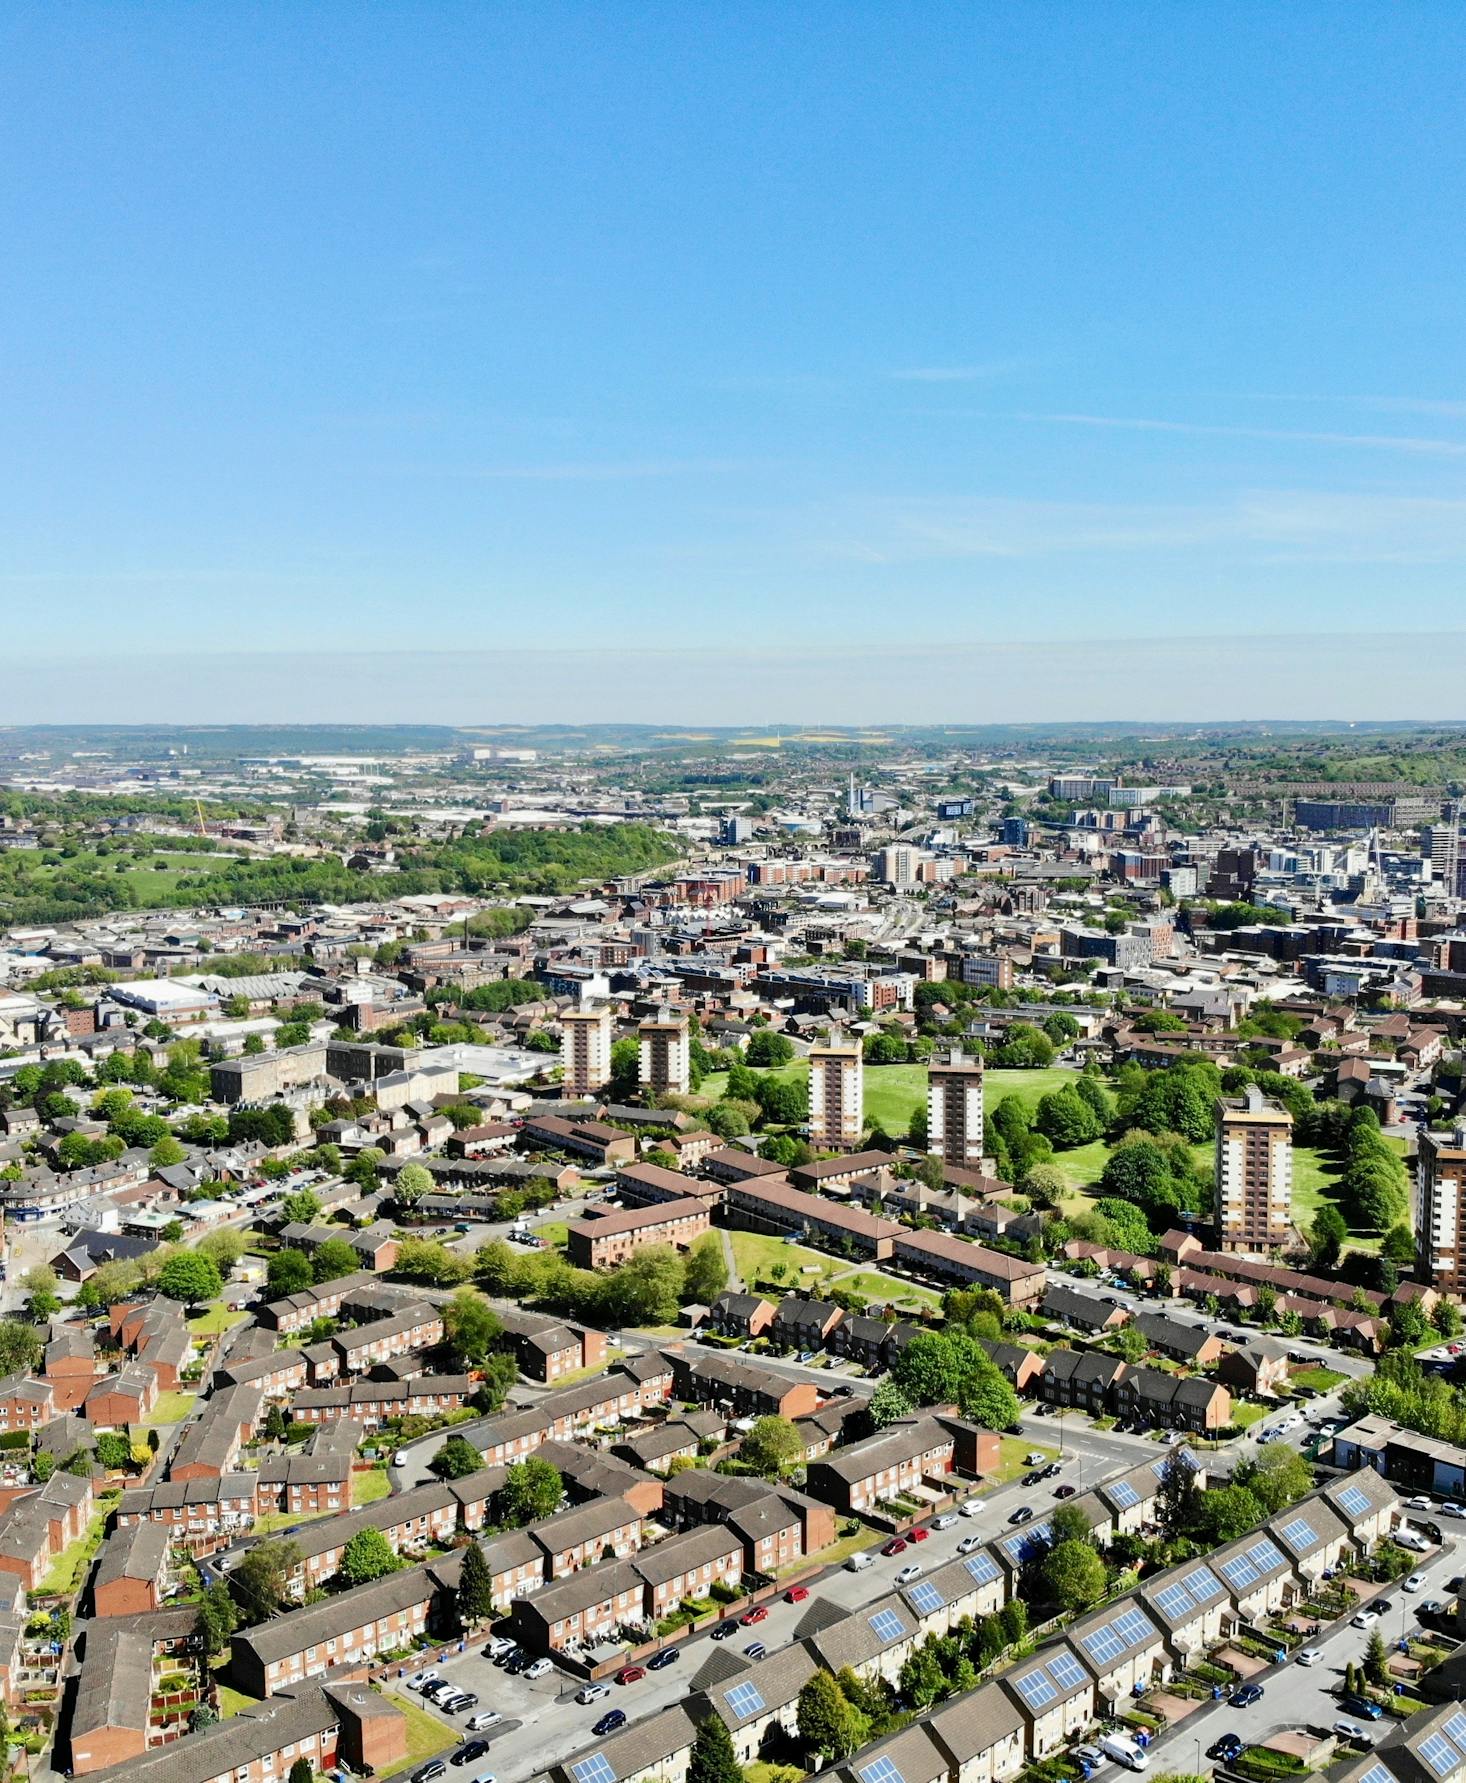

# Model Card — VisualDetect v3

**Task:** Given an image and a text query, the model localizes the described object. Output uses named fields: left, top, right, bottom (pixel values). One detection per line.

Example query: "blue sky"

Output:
left=3, top=4, right=1465, bottom=722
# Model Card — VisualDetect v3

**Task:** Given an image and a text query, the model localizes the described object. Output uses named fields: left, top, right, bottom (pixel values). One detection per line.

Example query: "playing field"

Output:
left=698, top=1062, right=1081, bottom=1137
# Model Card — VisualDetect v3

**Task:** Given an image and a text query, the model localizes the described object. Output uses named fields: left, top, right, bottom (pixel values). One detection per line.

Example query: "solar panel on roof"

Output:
left=1246, top=1538, right=1283, bottom=1570
left=1048, top=1652, right=1088, bottom=1691
left=726, top=1682, right=766, bottom=1721
left=1015, top=1670, right=1057, bottom=1710
left=1278, top=1516, right=1317, bottom=1550
left=907, top=1580, right=944, bottom=1615
left=1445, top=1714, right=1466, bottom=1752
left=963, top=1551, right=1000, bottom=1585
left=1112, top=1608, right=1152, bottom=1647
left=1217, top=1551, right=1259, bottom=1590
left=572, top=1757, right=616, bottom=1783
left=1357, top=1765, right=1394, bottom=1783
left=1108, top=1480, right=1140, bottom=1509
left=1337, top=1483, right=1372, bottom=1518
left=1418, top=1735, right=1460, bottom=1778
left=868, top=1608, right=906, bottom=1643
left=860, top=1757, right=905, bottom=1783
left=1154, top=1583, right=1192, bottom=1620
left=1081, top=1624, right=1124, bottom=1665
left=1182, top=1565, right=1222, bottom=1602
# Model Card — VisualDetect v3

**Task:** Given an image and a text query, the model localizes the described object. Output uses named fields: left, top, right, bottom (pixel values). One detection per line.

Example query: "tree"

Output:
left=740, top=1416, right=803, bottom=1478
left=1040, top=1539, right=1106, bottom=1612
left=312, top=1238, right=359, bottom=1283
left=1389, top=1302, right=1428, bottom=1349
left=289, top=1761, right=313, bottom=1783
left=339, top=1527, right=402, bottom=1586
left=95, top=1432, right=132, bottom=1471
left=745, top=1028, right=794, bottom=1068
left=198, top=1228, right=245, bottom=1272
left=0, top=1319, right=43, bottom=1377
left=267, top=1248, right=314, bottom=1296
left=430, top=1434, right=484, bottom=1480
left=796, top=1672, right=865, bottom=1760
left=958, top=1356, right=1021, bottom=1432
left=1050, top=1504, right=1095, bottom=1549
left=892, top=1331, right=968, bottom=1405
left=1308, top=1204, right=1348, bottom=1269
left=264, top=1403, right=290, bottom=1443
left=1191, top=1483, right=1264, bottom=1545
left=442, top=1288, right=503, bottom=1366
left=865, top=1380, right=914, bottom=1432
left=899, top=1643, right=948, bottom=1709
left=688, top=1714, right=745, bottom=1783
left=149, top=1136, right=187, bottom=1168
left=1034, top=1087, right=1100, bottom=1150
left=393, top=1163, right=433, bottom=1208
left=682, top=1232, right=729, bottom=1305
left=457, top=1539, right=495, bottom=1629
left=1157, top=1450, right=1200, bottom=1539
left=497, top=1458, right=563, bottom=1526
left=1433, top=1299, right=1463, bottom=1339
left=1380, top=1223, right=1417, bottom=1266
left=1364, top=1627, right=1389, bottom=1687
left=1235, top=1442, right=1313, bottom=1513
left=280, top=1188, right=321, bottom=1224
left=158, top=1252, right=222, bottom=1309
left=195, top=1583, right=238, bottom=1655
left=600, top=1246, right=683, bottom=1326
left=1022, top=1163, right=1068, bottom=1210
left=230, top=1538, right=302, bottom=1624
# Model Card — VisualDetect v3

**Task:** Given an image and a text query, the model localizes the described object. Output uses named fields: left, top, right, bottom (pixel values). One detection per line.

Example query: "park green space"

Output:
left=728, top=1229, right=837, bottom=1287
left=699, top=1062, right=1081, bottom=1134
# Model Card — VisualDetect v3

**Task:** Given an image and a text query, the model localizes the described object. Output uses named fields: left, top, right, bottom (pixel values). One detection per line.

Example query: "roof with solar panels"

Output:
left=1323, top=1468, right=1400, bottom=1526
left=832, top=1720, right=951, bottom=1783
left=800, top=1591, right=920, bottom=1671
left=689, top=1641, right=820, bottom=1732
left=555, top=1704, right=701, bottom=1783
left=999, top=1642, right=1095, bottom=1719
left=1140, top=1558, right=1228, bottom=1629
left=1066, top=1597, right=1166, bottom=1678
left=1266, top=1497, right=1350, bottom=1560
left=1209, top=1528, right=1294, bottom=1599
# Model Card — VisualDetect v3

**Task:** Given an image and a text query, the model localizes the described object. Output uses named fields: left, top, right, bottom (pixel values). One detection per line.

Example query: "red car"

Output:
left=883, top=1538, right=907, bottom=1557
left=784, top=1586, right=810, bottom=1604
left=908, top=1527, right=929, bottom=1542
left=616, top=1665, right=645, bottom=1686
left=740, top=1606, right=768, bottom=1626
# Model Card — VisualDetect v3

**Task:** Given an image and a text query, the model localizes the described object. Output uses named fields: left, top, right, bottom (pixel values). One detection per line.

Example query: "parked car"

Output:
left=1404, top=1573, right=1427, bottom=1593
left=896, top=1564, right=924, bottom=1584
left=909, top=1526, right=929, bottom=1543
left=744, top=1641, right=767, bottom=1660
left=785, top=1586, right=810, bottom=1603
left=466, top=1714, right=503, bottom=1732
left=1042, top=1463, right=1062, bottom=1479
left=740, top=1606, right=768, bottom=1626
left=484, top=1637, right=516, bottom=1660
left=424, top=1681, right=459, bottom=1702
left=1422, top=1600, right=1447, bottom=1617
left=1333, top=1722, right=1372, bottom=1747
left=442, top=1693, right=478, bottom=1714
left=576, top=1685, right=610, bottom=1706
left=648, top=1648, right=679, bottom=1671
left=410, top=1670, right=443, bottom=1692
left=1296, top=1647, right=1324, bottom=1666
left=503, top=1653, right=531, bottom=1675
left=710, top=1621, right=738, bottom=1639
left=1024, top=1452, right=1046, bottom=1465
left=1406, top=1495, right=1434, bottom=1510
left=1055, top=1484, right=1076, bottom=1498
left=1442, top=1502, right=1465, bottom=1518
left=883, top=1538, right=908, bottom=1556
left=932, top=1513, right=958, bottom=1530
left=1351, top=1610, right=1381, bottom=1630
left=846, top=1552, right=875, bottom=1571
left=524, top=1659, right=553, bottom=1681
left=1340, top=1696, right=1384, bottom=1721
left=957, top=1534, right=984, bottom=1554
left=452, top=1743, right=490, bottom=1768
left=1207, top=1735, right=1244, bottom=1762
left=1023, top=1471, right=1044, bottom=1488
left=1230, top=1684, right=1265, bottom=1708
left=1008, top=1506, right=1034, bottom=1525
left=960, top=1500, right=982, bottom=1518
left=412, top=1767, right=447, bottom=1783
left=593, top=1711, right=628, bottom=1737
left=616, top=1665, right=645, bottom=1685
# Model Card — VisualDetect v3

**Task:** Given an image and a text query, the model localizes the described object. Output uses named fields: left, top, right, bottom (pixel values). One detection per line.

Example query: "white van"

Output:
left=1100, top=1735, right=1149, bottom=1772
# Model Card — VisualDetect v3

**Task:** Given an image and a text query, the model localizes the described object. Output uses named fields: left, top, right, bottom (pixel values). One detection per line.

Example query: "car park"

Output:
left=593, top=1711, right=628, bottom=1737
left=466, top=1713, right=503, bottom=1731
left=524, top=1659, right=553, bottom=1681
left=452, top=1743, right=491, bottom=1767
left=1230, top=1684, right=1264, bottom=1708
left=1296, top=1647, right=1323, bottom=1666
left=411, top=1670, right=443, bottom=1691
left=503, top=1653, right=530, bottom=1675
left=617, top=1665, right=645, bottom=1685
left=648, top=1648, right=679, bottom=1670
left=484, top=1638, right=516, bottom=1660
left=896, top=1563, right=924, bottom=1584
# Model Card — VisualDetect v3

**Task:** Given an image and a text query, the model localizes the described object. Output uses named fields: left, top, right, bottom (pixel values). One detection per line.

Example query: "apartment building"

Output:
left=1214, top=1085, right=1294, bottom=1253
left=805, top=1416, right=973, bottom=1515
left=561, top=1006, right=613, bottom=1096
left=723, top=1174, right=899, bottom=1259
left=291, top=1374, right=474, bottom=1431
left=115, top=1473, right=258, bottom=1553
left=890, top=1230, right=1046, bottom=1305
left=927, top=1050, right=985, bottom=1168
left=1415, top=1123, right=1466, bottom=1291
left=520, top=1114, right=637, bottom=1168
left=92, top=1521, right=171, bottom=1618
left=566, top=1197, right=711, bottom=1269
left=328, top=1303, right=444, bottom=1375
left=808, top=1036, right=864, bottom=1149
left=638, top=1011, right=691, bottom=1096
left=530, top=1496, right=643, bottom=1577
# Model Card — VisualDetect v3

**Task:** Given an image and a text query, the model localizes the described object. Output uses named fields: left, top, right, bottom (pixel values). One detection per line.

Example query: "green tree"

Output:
left=312, top=1238, right=359, bottom=1283
left=267, top=1248, right=314, bottom=1296
left=442, top=1288, right=503, bottom=1366
left=497, top=1458, right=563, bottom=1526
left=1433, top=1299, right=1463, bottom=1339
left=289, top=1761, right=313, bottom=1783
left=195, top=1583, right=239, bottom=1655
left=1039, top=1539, right=1106, bottom=1612
left=1235, top=1442, right=1313, bottom=1513
left=899, top=1643, right=948, bottom=1709
left=0, top=1320, right=43, bottom=1377
left=1034, top=1087, right=1101, bottom=1150
left=393, top=1163, right=433, bottom=1208
left=1308, top=1203, right=1349, bottom=1270
left=864, top=1380, right=914, bottom=1432
left=1364, top=1627, right=1389, bottom=1687
left=430, top=1434, right=484, bottom=1480
left=157, top=1251, right=222, bottom=1309
left=687, top=1713, right=746, bottom=1783
left=796, top=1672, right=865, bottom=1760
left=958, top=1356, right=1021, bottom=1431
left=682, top=1232, right=729, bottom=1305
left=1191, top=1483, right=1264, bottom=1545
left=339, top=1527, right=402, bottom=1586
left=280, top=1188, right=322, bottom=1224
left=230, top=1538, right=302, bottom=1624
left=740, top=1416, right=803, bottom=1478
left=149, top=1135, right=187, bottom=1168
left=95, top=1432, right=132, bottom=1471
left=457, top=1539, right=496, bottom=1629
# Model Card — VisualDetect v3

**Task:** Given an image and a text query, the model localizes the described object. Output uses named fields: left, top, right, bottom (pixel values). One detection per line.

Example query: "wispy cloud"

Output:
left=1016, top=410, right=1466, bottom=457
left=891, top=363, right=1022, bottom=383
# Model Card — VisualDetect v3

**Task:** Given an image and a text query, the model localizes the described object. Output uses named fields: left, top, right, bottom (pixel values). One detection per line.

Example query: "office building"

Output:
left=927, top=1051, right=985, bottom=1168
left=639, top=1012, right=691, bottom=1097
left=1214, top=1086, right=1294, bottom=1253
left=1415, top=1124, right=1466, bottom=1292
left=807, top=1037, right=864, bottom=1149
left=560, top=1006, right=612, bottom=1096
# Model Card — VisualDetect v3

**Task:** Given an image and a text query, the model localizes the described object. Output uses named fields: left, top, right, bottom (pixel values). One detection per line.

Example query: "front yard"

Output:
left=380, top=1691, right=457, bottom=1774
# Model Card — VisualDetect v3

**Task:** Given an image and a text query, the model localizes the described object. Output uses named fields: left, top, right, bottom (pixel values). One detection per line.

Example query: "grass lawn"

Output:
left=699, top=1064, right=1081, bottom=1140
left=188, top=1303, right=250, bottom=1337
left=1293, top=1365, right=1348, bottom=1393
left=729, top=1229, right=840, bottom=1289
left=536, top=1220, right=569, bottom=1249
left=352, top=1466, right=392, bottom=1507
left=777, top=1522, right=881, bottom=1576
left=550, top=1348, right=627, bottom=1388
left=149, top=1390, right=198, bottom=1425
left=746, top=1765, right=803, bottom=1783
left=39, top=1493, right=119, bottom=1595
left=829, top=1267, right=942, bottom=1313
left=380, top=1692, right=457, bottom=1774
left=1291, top=1142, right=1404, bottom=1256
left=1232, top=1402, right=1270, bottom=1429
left=253, top=1507, right=333, bottom=1536
left=986, top=1434, right=1057, bottom=1487
left=214, top=1680, right=261, bottom=1719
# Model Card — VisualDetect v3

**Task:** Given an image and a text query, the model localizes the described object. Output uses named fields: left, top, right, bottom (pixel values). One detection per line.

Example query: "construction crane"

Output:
left=194, top=798, right=208, bottom=839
